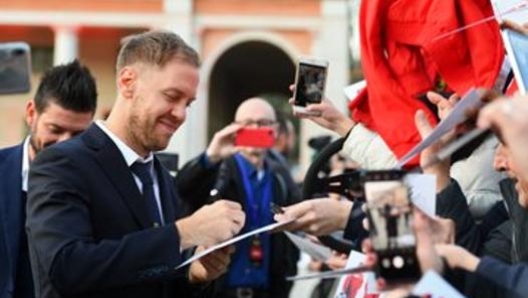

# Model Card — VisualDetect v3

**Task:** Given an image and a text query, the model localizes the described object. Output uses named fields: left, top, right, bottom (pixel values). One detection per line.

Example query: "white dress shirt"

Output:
left=95, top=120, right=164, bottom=223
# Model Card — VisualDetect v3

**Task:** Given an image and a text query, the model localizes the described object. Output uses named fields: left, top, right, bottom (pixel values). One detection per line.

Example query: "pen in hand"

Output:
left=271, top=202, right=285, bottom=215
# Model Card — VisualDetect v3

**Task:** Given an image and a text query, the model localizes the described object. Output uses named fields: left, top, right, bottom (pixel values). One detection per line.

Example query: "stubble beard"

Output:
left=29, top=122, right=43, bottom=157
left=129, top=111, right=167, bottom=155
left=29, top=134, right=41, bottom=156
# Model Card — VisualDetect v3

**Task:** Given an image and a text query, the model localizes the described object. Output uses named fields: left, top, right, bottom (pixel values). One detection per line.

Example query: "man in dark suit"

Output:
left=26, top=31, right=245, bottom=298
left=177, top=98, right=300, bottom=298
left=0, top=60, right=97, bottom=298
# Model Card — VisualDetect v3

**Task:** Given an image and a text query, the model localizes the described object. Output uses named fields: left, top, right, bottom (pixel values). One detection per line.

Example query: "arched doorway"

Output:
left=207, top=40, right=295, bottom=139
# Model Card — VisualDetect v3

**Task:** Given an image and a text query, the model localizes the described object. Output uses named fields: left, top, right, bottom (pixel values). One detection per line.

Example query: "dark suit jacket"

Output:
left=26, top=124, right=201, bottom=298
left=176, top=154, right=300, bottom=298
left=0, top=143, right=34, bottom=298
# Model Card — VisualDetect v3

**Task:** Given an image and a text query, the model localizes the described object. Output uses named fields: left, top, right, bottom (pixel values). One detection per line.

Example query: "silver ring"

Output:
left=501, top=100, right=514, bottom=117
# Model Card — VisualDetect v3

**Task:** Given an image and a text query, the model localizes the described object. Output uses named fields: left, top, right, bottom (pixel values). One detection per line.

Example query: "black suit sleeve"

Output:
left=27, top=148, right=184, bottom=295
left=475, top=256, right=528, bottom=298
left=436, top=180, right=482, bottom=254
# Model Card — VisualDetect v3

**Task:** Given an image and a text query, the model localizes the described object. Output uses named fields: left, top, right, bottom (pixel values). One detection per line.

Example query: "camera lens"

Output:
left=11, top=48, right=25, bottom=57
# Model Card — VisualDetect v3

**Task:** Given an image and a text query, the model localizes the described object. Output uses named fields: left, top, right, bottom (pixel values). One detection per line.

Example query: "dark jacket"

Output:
left=436, top=178, right=528, bottom=298
left=0, top=144, right=34, bottom=298
left=474, top=256, right=528, bottom=298
left=176, top=153, right=300, bottom=298
left=26, top=124, right=205, bottom=298
left=499, top=178, right=528, bottom=263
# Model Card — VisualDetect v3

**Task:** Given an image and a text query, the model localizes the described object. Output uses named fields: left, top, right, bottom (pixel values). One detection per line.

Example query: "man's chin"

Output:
left=146, top=138, right=170, bottom=153
left=244, top=148, right=265, bottom=157
left=240, top=149, right=265, bottom=164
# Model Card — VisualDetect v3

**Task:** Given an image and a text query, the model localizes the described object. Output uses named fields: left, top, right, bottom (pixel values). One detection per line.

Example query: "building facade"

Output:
left=0, top=0, right=351, bottom=170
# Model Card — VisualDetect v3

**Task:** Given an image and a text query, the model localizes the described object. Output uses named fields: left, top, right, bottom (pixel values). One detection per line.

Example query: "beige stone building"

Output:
left=0, top=0, right=353, bottom=170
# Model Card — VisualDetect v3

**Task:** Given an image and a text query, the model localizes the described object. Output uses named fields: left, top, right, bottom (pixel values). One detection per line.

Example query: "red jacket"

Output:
left=349, top=0, right=504, bottom=166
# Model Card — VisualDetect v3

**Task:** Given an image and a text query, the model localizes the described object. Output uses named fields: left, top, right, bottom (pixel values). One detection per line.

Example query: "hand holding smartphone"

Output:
left=363, top=170, right=420, bottom=283
left=292, top=57, right=328, bottom=115
left=234, top=127, right=275, bottom=148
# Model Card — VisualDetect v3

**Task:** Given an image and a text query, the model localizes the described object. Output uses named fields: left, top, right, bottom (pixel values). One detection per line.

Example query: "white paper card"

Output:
left=176, top=219, right=295, bottom=269
left=396, top=88, right=484, bottom=168
left=412, top=270, right=465, bottom=298
left=344, top=80, right=367, bottom=102
left=492, top=0, right=528, bottom=23
left=404, top=173, right=436, bottom=217
left=285, top=265, right=371, bottom=281
left=284, top=232, right=332, bottom=262
left=492, top=0, right=528, bottom=95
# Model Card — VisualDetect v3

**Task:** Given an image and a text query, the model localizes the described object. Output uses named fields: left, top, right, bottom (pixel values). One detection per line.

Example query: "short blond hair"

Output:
left=116, top=30, right=200, bottom=72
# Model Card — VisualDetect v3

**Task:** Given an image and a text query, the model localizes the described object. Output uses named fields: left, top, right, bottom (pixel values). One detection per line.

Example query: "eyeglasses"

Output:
left=235, top=119, right=277, bottom=127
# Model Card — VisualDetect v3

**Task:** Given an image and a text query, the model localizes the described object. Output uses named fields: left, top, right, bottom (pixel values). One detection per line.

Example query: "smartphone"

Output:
left=234, top=127, right=275, bottom=148
left=362, top=170, right=420, bottom=282
left=292, top=57, right=328, bottom=115
left=0, top=42, right=31, bottom=95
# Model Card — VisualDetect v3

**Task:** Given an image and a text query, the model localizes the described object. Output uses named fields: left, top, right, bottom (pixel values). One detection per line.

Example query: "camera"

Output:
left=0, top=42, right=31, bottom=95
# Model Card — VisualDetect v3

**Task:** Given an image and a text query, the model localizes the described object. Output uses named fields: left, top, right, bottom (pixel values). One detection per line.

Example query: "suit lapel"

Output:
left=0, top=144, right=24, bottom=280
left=154, top=159, right=177, bottom=222
left=82, top=124, right=152, bottom=228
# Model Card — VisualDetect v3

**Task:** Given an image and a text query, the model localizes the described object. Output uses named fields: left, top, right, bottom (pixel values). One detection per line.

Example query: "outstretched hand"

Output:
left=274, top=198, right=352, bottom=236
left=414, top=109, right=452, bottom=192
left=361, top=209, right=445, bottom=293
left=288, top=84, right=355, bottom=136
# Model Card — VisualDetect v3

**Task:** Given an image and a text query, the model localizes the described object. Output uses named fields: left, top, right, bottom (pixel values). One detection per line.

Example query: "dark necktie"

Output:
left=130, top=161, right=163, bottom=227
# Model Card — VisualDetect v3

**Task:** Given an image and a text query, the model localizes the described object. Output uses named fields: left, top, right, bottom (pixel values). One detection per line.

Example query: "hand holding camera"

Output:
left=205, top=123, right=243, bottom=163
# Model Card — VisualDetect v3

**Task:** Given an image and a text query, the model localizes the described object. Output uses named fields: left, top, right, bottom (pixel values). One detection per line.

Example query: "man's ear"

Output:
left=25, top=100, right=37, bottom=128
left=117, top=66, right=137, bottom=99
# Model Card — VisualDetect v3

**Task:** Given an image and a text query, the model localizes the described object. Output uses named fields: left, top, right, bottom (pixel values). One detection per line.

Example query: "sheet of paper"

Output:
left=396, top=88, right=484, bottom=168
left=503, top=30, right=528, bottom=94
left=404, top=173, right=436, bottom=217
left=492, top=0, right=528, bottom=23
left=412, top=270, right=465, bottom=298
left=493, top=0, right=528, bottom=95
left=176, top=219, right=295, bottom=269
left=334, top=251, right=378, bottom=298
left=284, top=231, right=332, bottom=262
left=343, top=80, right=367, bottom=102
left=285, top=264, right=372, bottom=281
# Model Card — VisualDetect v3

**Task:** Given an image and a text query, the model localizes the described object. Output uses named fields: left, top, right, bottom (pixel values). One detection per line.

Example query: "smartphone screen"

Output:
left=294, top=60, right=328, bottom=107
left=0, top=42, right=31, bottom=95
left=363, top=170, right=420, bottom=282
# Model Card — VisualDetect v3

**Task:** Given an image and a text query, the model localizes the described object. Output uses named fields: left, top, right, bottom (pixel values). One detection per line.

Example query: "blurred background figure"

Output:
left=177, top=97, right=300, bottom=298
left=268, top=110, right=296, bottom=170
left=0, top=59, right=97, bottom=298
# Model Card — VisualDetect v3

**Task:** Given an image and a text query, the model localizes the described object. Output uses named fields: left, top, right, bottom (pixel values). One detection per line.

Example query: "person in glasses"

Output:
left=176, top=97, right=300, bottom=298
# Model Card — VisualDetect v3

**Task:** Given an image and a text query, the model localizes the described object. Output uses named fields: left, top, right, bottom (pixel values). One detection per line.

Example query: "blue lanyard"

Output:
left=234, top=154, right=272, bottom=227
